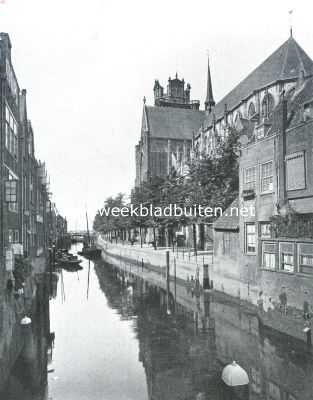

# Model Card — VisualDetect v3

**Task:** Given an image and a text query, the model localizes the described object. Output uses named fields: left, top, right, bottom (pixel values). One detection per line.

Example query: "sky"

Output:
left=0, top=0, right=310, bottom=230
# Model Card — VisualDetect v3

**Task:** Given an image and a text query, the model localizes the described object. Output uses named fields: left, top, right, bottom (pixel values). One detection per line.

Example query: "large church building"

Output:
left=135, top=75, right=206, bottom=187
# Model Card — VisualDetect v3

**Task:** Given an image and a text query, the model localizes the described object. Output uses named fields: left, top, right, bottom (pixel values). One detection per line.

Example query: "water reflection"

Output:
left=1, top=245, right=313, bottom=400
left=0, top=273, right=52, bottom=400
left=94, top=260, right=313, bottom=400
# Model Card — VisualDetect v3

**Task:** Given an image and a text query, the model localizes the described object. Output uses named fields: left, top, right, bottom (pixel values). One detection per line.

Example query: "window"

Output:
left=222, top=232, right=231, bottom=255
left=261, top=93, right=274, bottom=118
left=5, top=180, right=17, bottom=203
left=8, top=201, right=18, bottom=213
left=262, top=242, right=277, bottom=270
left=6, top=172, right=18, bottom=213
left=261, top=161, right=273, bottom=193
left=248, top=102, right=256, bottom=119
left=303, top=102, right=313, bottom=121
left=260, top=222, right=271, bottom=239
left=6, top=229, right=19, bottom=245
left=298, top=243, right=313, bottom=275
left=8, top=229, right=13, bottom=244
left=5, top=104, right=18, bottom=157
left=245, top=223, right=256, bottom=253
left=286, top=151, right=305, bottom=191
left=279, top=242, right=295, bottom=272
left=244, top=166, right=256, bottom=190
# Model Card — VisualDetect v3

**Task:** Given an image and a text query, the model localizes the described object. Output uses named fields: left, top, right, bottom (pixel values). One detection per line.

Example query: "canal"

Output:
left=2, top=244, right=313, bottom=399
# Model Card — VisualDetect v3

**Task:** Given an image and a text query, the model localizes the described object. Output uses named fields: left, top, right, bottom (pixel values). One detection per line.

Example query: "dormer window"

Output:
left=303, top=102, right=313, bottom=121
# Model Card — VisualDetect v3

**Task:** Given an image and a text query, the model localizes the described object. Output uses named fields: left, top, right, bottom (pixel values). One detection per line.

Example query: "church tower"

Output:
left=153, top=73, right=200, bottom=110
left=204, top=56, right=215, bottom=112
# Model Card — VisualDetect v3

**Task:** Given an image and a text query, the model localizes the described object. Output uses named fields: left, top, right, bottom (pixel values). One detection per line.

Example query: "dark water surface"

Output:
left=2, top=244, right=313, bottom=399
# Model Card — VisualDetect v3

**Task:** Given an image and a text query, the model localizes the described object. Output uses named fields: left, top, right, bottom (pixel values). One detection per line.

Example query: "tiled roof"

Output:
left=214, top=198, right=239, bottom=231
left=287, top=77, right=313, bottom=128
left=205, top=37, right=313, bottom=127
left=145, top=106, right=205, bottom=140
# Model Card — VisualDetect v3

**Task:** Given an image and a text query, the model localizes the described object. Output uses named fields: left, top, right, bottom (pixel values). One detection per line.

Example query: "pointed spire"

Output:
left=205, top=54, right=215, bottom=112
left=289, top=10, right=293, bottom=38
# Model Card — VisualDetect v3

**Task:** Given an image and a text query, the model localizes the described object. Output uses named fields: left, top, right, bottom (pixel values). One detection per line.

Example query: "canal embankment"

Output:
left=0, top=254, right=50, bottom=391
left=97, top=238, right=313, bottom=345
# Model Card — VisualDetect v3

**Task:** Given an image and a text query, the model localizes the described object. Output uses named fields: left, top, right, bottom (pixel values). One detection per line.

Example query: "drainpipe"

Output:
left=278, top=96, right=288, bottom=206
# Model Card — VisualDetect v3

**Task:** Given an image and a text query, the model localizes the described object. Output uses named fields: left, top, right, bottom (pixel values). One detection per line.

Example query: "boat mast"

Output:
left=86, top=209, right=91, bottom=245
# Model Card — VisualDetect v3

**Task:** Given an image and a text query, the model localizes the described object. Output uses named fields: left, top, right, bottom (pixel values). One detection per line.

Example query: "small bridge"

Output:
left=68, top=231, right=95, bottom=242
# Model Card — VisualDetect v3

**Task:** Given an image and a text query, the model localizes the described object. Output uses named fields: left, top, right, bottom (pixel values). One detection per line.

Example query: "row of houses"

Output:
left=0, top=33, right=67, bottom=291
left=134, top=32, right=313, bottom=336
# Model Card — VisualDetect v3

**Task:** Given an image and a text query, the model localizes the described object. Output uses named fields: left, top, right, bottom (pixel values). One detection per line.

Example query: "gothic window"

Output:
left=261, top=93, right=274, bottom=118
left=203, top=136, right=208, bottom=153
left=248, top=102, right=256, bottom=119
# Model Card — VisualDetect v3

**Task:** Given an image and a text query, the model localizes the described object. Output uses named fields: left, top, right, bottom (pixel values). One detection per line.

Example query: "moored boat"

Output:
left=78, top=246, right=101, bottom=259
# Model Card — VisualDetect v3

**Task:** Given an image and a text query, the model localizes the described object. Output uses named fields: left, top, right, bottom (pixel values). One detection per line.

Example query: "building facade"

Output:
left=0, top=33, right=66, bottom=290
left=135, top=75, right=205, bottom=186
left=210, top=35, right=313, bottom=339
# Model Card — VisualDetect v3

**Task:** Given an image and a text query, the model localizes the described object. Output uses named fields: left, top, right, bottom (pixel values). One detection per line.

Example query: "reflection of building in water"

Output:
left=95, top=261, right=313, bottom=400
left=0, top=273, right=51, bottom=400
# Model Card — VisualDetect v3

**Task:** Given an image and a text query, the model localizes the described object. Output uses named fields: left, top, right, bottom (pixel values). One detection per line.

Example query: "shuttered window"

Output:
left=286, top=151, right=305, bottom=191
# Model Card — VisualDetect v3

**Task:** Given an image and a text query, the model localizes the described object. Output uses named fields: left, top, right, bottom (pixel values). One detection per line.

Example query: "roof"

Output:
left=143, top=105, right=205, bottom=140
left=287, top=77, right=313, bottom=128
left=214, top=198, right=239, bottom=231
left=205, top=36, right=313, bottom=127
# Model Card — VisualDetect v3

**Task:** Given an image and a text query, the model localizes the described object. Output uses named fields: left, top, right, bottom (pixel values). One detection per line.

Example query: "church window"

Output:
left=261, top=93, right=274, bottom=117
left=248, top=102, right=256, bottom=119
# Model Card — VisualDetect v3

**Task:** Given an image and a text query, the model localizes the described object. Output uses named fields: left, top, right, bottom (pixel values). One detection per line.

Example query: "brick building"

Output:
left=210, top=35, right=313, bottom=339
left=0, top=33, right=66, bottom=288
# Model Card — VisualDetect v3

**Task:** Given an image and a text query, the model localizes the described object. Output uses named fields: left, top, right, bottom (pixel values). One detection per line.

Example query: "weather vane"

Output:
left=289, top=9, right=293, bottom=37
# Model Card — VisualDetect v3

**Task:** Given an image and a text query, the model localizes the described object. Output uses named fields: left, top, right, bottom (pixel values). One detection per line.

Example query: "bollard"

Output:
left=166, top=250, right=170, bottom=314
left=174, top=256, right=177, bottom=306
left=166, top=251, right=170, bottom=282
left=203, top=264, right=210, bottom=290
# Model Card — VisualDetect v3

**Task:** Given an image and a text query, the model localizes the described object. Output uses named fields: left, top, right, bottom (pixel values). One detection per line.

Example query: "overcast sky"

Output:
left=0, top=0, right=310, bottom=230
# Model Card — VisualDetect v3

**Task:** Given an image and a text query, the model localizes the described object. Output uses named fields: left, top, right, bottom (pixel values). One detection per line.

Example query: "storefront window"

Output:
left=262, top=242, right=277, bottom=269
left=279, top=242, right=295, bottom=272
left=298, top=243, right=313, bottom=275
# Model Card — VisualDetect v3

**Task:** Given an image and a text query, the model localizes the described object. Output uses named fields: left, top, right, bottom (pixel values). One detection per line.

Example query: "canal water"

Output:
left=2, top=243, right=313, bottom=399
